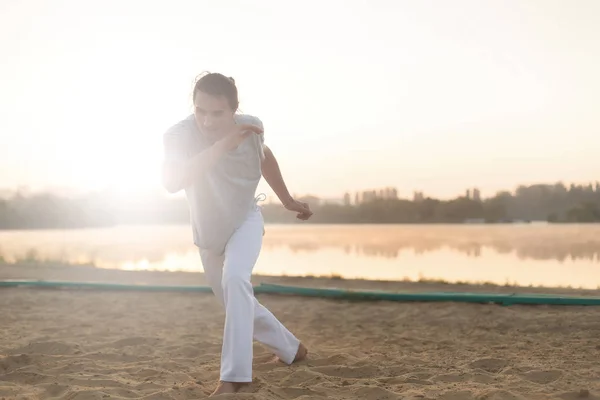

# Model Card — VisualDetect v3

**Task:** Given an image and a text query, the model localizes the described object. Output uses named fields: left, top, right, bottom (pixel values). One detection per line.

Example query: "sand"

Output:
left=1, top=264, right=600, bottom=399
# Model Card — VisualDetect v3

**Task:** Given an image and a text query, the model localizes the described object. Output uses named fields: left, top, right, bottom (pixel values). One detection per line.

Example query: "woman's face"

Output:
left=193, top=91, right=236, bottom=136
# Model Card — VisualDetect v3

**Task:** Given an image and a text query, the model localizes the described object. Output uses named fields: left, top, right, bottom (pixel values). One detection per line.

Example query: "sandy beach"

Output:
left=1, top=264, right=600, bottom=399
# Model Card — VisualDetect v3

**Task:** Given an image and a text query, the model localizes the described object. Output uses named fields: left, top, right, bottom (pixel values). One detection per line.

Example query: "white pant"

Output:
left=199, top=206, right=300, bottom=382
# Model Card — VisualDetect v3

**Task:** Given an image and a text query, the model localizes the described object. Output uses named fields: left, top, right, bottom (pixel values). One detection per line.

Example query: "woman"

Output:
left=162, top=72, right=311, bottom=395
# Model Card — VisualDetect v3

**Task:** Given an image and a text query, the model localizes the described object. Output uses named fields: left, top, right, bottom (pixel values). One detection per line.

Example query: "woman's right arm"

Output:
left=162, top=143, right=225, bottom=194
left=161, top=123, right=263, bottom=194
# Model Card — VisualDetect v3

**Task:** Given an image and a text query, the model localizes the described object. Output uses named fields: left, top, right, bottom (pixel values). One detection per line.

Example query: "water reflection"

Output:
left=279, top=241, right=600, bottom=263
left=262, top=224, right=600, bottom=263
left=0, top=224, right=599, bottom=288
left=1, top=224, right=599, bottom=265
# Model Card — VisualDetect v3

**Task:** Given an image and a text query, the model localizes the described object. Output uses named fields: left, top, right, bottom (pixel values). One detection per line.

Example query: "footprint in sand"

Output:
left=438, top=390, right=477, bottom=400
left=9, top=341, right=79, bottom=356
left=558, top=389, right=598, bottom=400
left=520, top=369, right=563, bottom=384
left=269, top=386, right=327, bottom=398
left=477, top=389, right=527, bottom=400
left=432, top=373, right=468, bottom=383
left=0, top=354, right=35, bottom=373
left=39, top=383, right=70, bottom=398
left=0, top=371, right=53, bottom=385
left=107, top=336, right=158, bottom=348
left=312, top=365, right=381, bottom=379
left=469, top=358, right=509, bottom=374
left=303, top=353, right=356, bottom=367
left=352, top=386, right=402, bottom=400
left=279, top=370, right=327, bottom=386
left=432, top=371, right=496, bottom=384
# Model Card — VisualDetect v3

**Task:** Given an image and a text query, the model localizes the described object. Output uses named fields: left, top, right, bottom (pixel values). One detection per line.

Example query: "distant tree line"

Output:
left=0, top=182, right=599, bottom=229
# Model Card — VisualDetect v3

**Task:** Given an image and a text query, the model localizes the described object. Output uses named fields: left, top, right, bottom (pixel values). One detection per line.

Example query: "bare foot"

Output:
left=209, top=381, right=249, bottom=397
left=293, top=342, right=308, bottom=363
left=275, top=342, right=308, bottom=364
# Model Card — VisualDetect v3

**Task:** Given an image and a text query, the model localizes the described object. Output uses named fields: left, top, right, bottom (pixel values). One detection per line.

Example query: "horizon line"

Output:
left=0, top=179, right=598, bottom=201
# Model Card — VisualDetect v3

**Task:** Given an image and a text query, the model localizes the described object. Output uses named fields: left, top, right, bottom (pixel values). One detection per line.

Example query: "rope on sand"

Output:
left=2, top=280, right=600, bottom=306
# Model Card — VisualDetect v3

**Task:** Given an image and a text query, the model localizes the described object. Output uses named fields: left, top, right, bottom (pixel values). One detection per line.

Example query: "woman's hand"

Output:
left=216, top=123, right=263, bottom=152
left=283, top=198, right=313, bottom=220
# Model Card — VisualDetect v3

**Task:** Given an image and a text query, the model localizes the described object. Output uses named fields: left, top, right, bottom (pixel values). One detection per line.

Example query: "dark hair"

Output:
left=193, top=72, right=239, bottom=112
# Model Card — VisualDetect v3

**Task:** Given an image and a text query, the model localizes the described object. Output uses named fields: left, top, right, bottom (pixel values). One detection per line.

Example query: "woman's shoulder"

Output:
left=163, top=114, right=197, bottom=142
left=234, top=113, right=264, bottom=129
left=165, top=114, right=195, bottom=134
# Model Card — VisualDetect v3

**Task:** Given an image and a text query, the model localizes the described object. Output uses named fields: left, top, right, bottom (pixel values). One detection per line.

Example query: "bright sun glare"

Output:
left=1, top=1, right=599, bottom=198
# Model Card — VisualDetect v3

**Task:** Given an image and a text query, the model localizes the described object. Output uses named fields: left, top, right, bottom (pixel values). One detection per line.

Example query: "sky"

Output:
left=1, top=0, right=599, bottom=200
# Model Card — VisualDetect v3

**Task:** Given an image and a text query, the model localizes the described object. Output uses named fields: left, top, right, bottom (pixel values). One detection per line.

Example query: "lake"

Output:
left=1, top=224, right=599, bottom=289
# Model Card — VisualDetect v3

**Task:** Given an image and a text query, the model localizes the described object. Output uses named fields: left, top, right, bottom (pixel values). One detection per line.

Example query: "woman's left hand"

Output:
left=284, top=199, right=313, bottom=220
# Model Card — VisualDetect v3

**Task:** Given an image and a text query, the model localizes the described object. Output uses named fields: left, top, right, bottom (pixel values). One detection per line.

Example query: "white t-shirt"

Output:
left=163, top=113, right=265, bottom=254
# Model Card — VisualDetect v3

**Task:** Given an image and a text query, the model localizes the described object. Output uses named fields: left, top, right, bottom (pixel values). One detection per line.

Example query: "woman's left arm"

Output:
left=261, top=145, right=313, bottom=220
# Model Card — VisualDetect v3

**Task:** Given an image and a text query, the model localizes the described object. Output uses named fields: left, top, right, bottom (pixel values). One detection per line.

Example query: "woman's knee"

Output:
left=221, top=267, right=251, bottom=291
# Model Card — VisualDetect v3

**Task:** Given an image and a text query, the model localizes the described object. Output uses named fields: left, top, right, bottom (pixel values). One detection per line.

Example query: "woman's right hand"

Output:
left=217, top=124, right=264, bottom=152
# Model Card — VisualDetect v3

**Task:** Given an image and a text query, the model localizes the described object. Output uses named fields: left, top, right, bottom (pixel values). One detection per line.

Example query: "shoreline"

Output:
left=2, top=262, right=600, bottom=297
